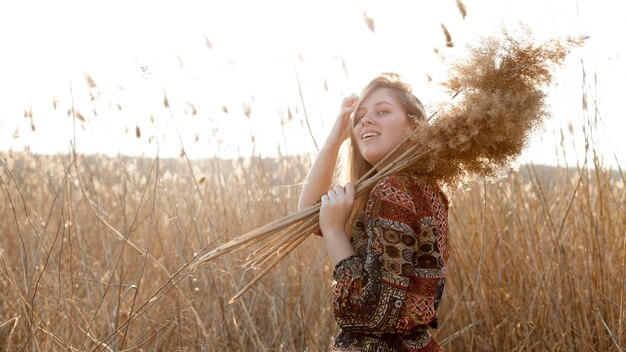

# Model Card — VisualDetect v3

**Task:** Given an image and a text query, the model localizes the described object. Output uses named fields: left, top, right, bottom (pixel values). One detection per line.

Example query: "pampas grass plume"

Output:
left=411, top=29, right=586, bottom=186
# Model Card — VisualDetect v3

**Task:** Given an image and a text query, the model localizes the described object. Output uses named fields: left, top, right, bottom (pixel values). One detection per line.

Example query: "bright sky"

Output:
left=0, top=0, right=624, bottom=169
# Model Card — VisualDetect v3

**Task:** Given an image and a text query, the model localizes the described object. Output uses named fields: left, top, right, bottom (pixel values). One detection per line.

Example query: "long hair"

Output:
left=345, top=73, right=427, bottom=228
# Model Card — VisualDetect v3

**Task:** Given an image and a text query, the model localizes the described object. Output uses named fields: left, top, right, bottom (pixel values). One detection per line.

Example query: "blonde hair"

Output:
left=344, top=73, right=427, bottom=228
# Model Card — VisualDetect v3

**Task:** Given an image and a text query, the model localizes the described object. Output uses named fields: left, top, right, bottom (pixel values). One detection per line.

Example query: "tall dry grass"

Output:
left=0, top=23, right=624, bottom=352
left=0, top=140, right=624, bottom=351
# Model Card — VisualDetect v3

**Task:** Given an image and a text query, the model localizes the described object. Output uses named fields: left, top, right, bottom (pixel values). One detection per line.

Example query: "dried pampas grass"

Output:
left=192, top=29, right=585, bottom=303
left=411, top=30, right=585, bottom=185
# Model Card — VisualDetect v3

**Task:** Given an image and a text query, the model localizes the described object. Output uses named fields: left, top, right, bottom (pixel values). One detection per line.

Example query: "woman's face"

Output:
left=352, top=88, right=414, bottom=169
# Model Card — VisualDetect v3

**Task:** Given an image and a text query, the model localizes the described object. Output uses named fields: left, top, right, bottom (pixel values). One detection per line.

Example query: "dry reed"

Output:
left=1, top=150, right=623, bottom=351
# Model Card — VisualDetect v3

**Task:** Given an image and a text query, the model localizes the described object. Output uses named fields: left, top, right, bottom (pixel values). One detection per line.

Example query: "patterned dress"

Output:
left=329, top=171, right=449, bottom=351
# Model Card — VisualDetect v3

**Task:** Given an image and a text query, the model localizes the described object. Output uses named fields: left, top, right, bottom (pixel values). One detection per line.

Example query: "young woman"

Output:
left=299, top=73, right=449, bottom=351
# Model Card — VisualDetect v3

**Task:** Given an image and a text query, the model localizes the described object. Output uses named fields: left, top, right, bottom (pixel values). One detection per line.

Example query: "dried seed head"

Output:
left=362, top=10, right=375, bottom=33
left=441, top=23, right=454, bottom=48
left=456, top=0, right=467, bottom=19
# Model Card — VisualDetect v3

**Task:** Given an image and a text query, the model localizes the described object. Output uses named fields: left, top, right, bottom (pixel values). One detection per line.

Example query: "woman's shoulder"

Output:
left=370, top=171, right=447, bottom=205
left=371, top=171, right=432, bottom=193
left=366, top=172, right=448, bottom=219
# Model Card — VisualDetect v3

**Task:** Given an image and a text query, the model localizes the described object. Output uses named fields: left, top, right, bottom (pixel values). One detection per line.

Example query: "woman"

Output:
left=298, top=73, right=449, bottom=351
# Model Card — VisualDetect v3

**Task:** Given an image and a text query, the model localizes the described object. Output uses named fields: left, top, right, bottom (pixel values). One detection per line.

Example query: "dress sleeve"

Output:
left=331, top=175, right=447, bottom=334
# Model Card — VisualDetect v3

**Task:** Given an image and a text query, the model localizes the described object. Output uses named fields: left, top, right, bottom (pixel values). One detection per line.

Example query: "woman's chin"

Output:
left=364, top=155, right=382, bottom=168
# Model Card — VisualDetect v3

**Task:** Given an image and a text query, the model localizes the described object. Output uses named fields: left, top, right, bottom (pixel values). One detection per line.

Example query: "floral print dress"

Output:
left=329, top=171, right=449, bottom=351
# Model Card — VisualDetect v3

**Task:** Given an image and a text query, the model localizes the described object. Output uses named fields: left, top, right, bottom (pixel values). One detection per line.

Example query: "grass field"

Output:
left=0, top=0, right=623, bottom=349
left=0, top=148, right=624, bottom=351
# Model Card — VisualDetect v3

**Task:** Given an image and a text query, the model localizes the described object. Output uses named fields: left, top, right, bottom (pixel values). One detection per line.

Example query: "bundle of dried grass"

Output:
left=192, top=29, right=585, bottom=303
left=412, top=30, right=586, bottom=185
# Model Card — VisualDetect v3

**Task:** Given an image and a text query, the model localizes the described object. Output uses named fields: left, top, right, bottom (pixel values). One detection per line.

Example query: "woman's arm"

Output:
left=297, top=95, right=357, bottom=210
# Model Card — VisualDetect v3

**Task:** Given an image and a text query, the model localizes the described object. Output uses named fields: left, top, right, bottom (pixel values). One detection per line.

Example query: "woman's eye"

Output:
left=377, top=110, right=389, bottom=115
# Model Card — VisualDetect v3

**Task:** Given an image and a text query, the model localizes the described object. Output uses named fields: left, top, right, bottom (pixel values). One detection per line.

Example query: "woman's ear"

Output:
left=406, top=120, right=420, bottom=142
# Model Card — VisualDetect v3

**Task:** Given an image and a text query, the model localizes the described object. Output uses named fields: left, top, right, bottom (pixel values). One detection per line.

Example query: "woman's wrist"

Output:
left=322, top=229, right=355, bottom=267
left=321, top=228, right=346, bottom=239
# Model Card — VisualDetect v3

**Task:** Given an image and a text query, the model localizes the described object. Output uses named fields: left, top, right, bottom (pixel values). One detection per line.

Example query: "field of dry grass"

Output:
left=0, top=146, right=624, bottom=351
left=2, top=0, right=625, bottom=348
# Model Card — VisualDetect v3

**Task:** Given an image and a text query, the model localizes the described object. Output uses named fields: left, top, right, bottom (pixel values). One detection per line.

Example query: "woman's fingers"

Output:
left=341, top=96, right=358, bottom=116
left=338, top=95, right=358, bottom=120
left=327, top=95, right=358, bottom=145
left=319, top=183, right=355, bottom=236
left=325, top=184, right=354, bottom=203
left=326, top=188, right=338, bottom=202
left=342, top=95, right=358, bottom=108
left=333, top=185, right=344, bottom=192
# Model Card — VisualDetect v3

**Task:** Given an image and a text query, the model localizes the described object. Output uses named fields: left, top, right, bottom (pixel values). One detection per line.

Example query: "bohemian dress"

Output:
left=328, top=171, right=449, bottom=351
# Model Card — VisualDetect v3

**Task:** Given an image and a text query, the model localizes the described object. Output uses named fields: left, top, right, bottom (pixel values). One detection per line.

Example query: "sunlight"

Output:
left=0, top=0, right=624, bottom=168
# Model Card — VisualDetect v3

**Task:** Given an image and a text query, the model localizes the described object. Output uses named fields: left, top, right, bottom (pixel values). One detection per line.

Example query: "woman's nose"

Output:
left=360, top=112, right=374, bottom=125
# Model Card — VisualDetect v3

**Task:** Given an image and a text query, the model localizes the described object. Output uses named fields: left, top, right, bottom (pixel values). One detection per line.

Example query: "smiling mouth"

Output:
left=361, top=132, right=380, bottom=140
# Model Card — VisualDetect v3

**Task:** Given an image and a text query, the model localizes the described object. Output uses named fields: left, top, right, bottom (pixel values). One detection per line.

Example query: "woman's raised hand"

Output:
left=324, top=95, right=358, bottom=149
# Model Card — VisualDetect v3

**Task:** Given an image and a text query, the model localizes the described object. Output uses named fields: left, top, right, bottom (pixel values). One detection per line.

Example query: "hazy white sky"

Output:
left=0, top=0, right=624, bottom=168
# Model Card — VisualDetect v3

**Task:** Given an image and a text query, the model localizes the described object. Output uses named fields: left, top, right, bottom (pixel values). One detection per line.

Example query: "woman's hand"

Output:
left=319, top=182, right=355, bottom=237
left=324, top=95, right=358, bottom=149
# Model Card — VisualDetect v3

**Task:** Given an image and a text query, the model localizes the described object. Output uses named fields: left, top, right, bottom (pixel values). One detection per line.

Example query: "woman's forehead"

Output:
left=357, top=88, right=398, bottom=109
